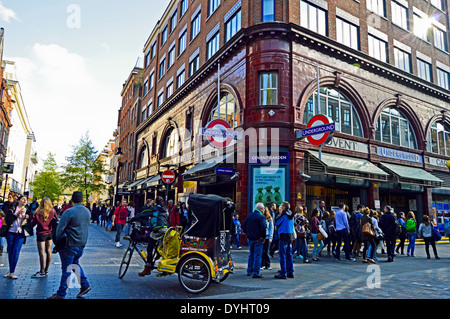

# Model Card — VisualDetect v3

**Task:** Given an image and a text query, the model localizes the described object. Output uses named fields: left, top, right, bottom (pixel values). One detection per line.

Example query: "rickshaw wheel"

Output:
left=178, top=255, right=211, bottom=294
left=215, top=272, right=229, bottom=283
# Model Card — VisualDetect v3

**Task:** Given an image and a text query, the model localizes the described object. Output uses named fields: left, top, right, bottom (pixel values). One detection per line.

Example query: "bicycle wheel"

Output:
left=178, top=255, right=211, bottom=294
left=119, top=242, right=135, bottom=279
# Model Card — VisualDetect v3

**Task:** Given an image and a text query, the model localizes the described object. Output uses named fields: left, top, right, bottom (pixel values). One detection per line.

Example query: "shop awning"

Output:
left=379, top=162, right=443, bottom=187
left=182, top=153, right=234, bottom=181
left=138, top=175, right=161, bottom=189
left=307, top=151, right=389, bottom=181
left=124, top=178, right=146, bottom=190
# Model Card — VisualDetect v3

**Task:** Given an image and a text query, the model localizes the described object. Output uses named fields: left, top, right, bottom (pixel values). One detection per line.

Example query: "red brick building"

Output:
left=128, top=0, right=449, bottom=229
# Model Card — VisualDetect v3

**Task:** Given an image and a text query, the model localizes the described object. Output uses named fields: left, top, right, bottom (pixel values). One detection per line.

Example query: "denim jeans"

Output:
left=278, top=239, right=294, bottom=276
left=6, top=232, right=25, bottom=273
left=407, top=232, right=416, bottom=256
left=311, top=233, right=324, bottom=259
left=115, top=223, right=124, bottom=242
left=247, top=240, right=263, bottom=276
left=57, top=246, right=90, bottom=297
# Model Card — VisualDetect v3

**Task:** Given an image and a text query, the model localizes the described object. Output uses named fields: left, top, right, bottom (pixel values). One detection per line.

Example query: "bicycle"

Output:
left=118, top=222, right=160, bottom=279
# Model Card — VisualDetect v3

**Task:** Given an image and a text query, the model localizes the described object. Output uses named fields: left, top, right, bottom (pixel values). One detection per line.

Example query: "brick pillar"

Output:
left=423, top=187, right=433, bottom=217
left=368, top=182, right=380, bottom=210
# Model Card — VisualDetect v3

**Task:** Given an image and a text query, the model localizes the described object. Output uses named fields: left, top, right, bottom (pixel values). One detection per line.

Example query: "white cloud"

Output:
left=0, top=2, right=20, bottom=23
left=7, top=43, right=119, bottom=167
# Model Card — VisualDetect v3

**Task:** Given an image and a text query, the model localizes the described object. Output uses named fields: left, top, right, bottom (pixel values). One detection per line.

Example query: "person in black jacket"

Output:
left=379, top=205, right=397, bottom=262
left=242, top=203, right=267, bottom=278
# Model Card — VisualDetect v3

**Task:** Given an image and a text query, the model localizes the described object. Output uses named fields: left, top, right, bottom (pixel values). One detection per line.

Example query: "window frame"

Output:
left=259, top=71, right=279, bottom=106
left=336, top=17, right=360, bottom=50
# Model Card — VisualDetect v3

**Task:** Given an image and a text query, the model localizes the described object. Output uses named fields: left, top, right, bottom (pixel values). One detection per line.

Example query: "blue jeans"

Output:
left=311, top=233, right=324, bottom=259
left=407, top=233, right=416, bottom=256
left=278, top=239, right=294, bottom=276
left=247, top=240, right=263, bottom=276
left=6, top=232, right=25, bottom=273
left=57, top=246, right=90, bottom=297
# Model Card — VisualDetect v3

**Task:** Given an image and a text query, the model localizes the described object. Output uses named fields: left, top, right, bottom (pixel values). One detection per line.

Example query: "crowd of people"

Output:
left=240, top=200, right=444, bottom=279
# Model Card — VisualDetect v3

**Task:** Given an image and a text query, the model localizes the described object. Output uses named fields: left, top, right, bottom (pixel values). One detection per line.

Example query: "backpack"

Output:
left=406, top=219, right=416, bottom=232
left=396, top=219, right=406, bottom=235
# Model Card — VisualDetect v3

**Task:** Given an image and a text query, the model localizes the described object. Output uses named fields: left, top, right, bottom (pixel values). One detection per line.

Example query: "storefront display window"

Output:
left=303, top=87, right=364, bottom=137
left=428, top=122, right=450, bottom=156
left=375, top=107, right=417, bottom=149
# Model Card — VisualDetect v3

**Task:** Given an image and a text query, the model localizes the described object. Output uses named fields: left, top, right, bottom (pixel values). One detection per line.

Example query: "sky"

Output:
left=0, top=0, right=169, bottom=168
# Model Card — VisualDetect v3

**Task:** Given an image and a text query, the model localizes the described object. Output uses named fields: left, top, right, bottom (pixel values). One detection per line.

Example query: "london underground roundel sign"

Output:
left=201, top=119, right=238, bottom=148
left=299, top=114, right=336, bottom=146
left=161, top=170, right=176, bottom=184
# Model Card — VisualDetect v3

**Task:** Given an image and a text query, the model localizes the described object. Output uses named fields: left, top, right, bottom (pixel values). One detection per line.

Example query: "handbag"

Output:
left=432, top=227, right=442, bottom=242
left=317, top=232, right=325, bottom=241
left=22, top=220, right=34, bottom=237
left=319, top=225, right=328, bottom=239
left=362, top=222, right=375, bottom=237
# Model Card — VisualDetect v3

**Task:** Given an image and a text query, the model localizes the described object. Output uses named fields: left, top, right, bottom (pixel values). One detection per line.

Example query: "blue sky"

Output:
left=1, top=0, right=169, bottom=166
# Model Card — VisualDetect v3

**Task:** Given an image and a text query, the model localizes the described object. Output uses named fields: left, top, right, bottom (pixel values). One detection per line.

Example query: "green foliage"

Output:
left=30, top=152, right=63, bottom=202
left=61, top=132, right=106, bottom=205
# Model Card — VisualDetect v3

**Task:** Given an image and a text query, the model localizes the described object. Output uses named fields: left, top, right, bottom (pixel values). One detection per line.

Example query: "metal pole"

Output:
left=2, top=174, right=7, bottom=201
left=317, top=62, right=322, bottom=161
left=218, top=63, right=221, bottom=111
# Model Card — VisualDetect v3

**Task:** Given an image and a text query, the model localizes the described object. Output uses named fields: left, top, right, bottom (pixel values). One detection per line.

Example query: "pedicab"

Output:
left=119, top=194, right=235, bottom=294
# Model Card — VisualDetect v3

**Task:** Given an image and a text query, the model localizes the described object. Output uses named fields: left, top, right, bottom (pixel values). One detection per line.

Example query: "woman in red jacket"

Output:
left=31, top=197, right=57, bottom=278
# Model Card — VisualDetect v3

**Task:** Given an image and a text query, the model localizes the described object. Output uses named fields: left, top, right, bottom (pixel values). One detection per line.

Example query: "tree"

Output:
left=31, top=153, right=63, bottom=202
left=61, top=132, right=106, bottom=205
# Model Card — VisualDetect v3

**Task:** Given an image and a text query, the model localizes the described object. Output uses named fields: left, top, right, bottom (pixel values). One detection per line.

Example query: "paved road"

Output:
left=1, top=223, right=449, bottom=300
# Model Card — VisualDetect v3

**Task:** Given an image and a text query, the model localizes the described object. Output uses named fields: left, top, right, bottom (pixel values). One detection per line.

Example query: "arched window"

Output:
left=428, top=122, right=450, bottom=156
left=303, top=87, right=364, bottom=137
left=207, top=93, right=240, bottom=128
left=138, top=147, right=147, bottom=169
left=375, top=107, right=417, bottom=149
left=162, top=128, right=179, bottom=159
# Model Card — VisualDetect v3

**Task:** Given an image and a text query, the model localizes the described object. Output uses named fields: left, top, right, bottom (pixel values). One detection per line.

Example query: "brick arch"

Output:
left=297, top=76, right=372, bottom=139
left=158, top=124, right=177, bottom=160
left=372, top=97, right=425, bottom=150
left=424, top=112, right=450, bottom=151
left=136, top=144, right=148, bottom=169
left=200, top=83, right=243, bottom=128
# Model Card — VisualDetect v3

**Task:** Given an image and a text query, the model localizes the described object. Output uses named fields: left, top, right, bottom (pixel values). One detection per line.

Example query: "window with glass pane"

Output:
left=302, top=87, right=364, bottom=137
left=170, top=11, right=177, bottom=33
left=168, top=46, right=175, bottom=68
left=189, top=55, right=199, bottom=77
left=417, top=59, right=432, bottom=82
left=208, top=93, right=239, bottom=128
left=375, top=107, right=417, bottom=149
left=209, top=0, right=220, bottom=16
left=181, top=0, right=188, bottom=16
left=300, top=0, right=327, bottom=36
left=260, top=72, right=278, bottom=105
left=159, top=59, right=165, bottom=79
left=177, top=70, right=185, bottom=88
left=207, top=32, right=220, bottom=60
left=161, top=25, right=168, bottom=46
left=433, top=27, right=448, bottom=52
left=163, top=129, right=179, bottom=158
left=391, top=1, right=408, bottom=30
left=336, top=18, right=359, bottom=50
left=179, top=31, right=187, bottom=56
left=158, top=92, right=164, bottom=107
left=262, top=0, right=275, bottom=22
left=368, top=35, right=388, bottom=62
left=225, top=9, right=241, bottom=42
left=394, top=47, right=411, bottom=73
left=191, top=11, right=201, bottom=40
left=166, top=82, right=173, bottom=99
left=414, top=14, right=430, bottom=41
left=367, top=0, right=385, bottom=17
left=437, top=68, right=450, bottom=90
left=428, top=122, right=450, bottom=156
left=431, top=0, right=443, bottom=10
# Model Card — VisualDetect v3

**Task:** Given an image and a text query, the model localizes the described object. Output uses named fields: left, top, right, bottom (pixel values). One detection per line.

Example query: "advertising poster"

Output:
left=251, top=166, right=286, bottom=211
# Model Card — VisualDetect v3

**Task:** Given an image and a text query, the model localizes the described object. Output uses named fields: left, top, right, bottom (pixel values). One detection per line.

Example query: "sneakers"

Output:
left=115, top=242, right=123, bottom=248
left=76, top=286, right=92, bottom=298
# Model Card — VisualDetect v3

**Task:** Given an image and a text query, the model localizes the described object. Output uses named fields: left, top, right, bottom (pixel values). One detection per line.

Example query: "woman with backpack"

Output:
left=418, top=215, right=440, bottom=260
left=405, top=211, right=417, bottom=257
left=395, top=212, right=407, bottom=255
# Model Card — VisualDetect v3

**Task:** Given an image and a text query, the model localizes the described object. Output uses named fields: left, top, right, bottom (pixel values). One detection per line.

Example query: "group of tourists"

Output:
left=241, top=200, right=445, bottom=279
left=0, top=191, right=92, bottom=299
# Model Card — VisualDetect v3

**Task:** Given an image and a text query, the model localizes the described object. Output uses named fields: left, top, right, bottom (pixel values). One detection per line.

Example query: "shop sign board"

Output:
left=201, top=119, right=241, bottom=148
left=325, top=137, right=368, bottom=154
left=377, top=146, right=423, bottom=164
left=428, top=156, right=448, bottom=168
left=296, top=114, right=336, bottom=146
left=249, top=151, right=290, bottom=164
left=251, top=166, right=287, bottom=211
left=216, top=167, right=234, bottom=175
